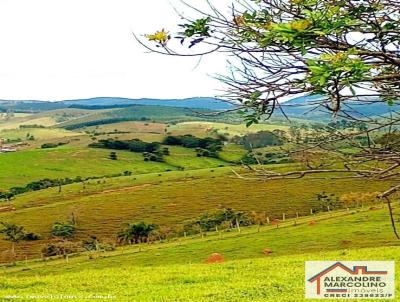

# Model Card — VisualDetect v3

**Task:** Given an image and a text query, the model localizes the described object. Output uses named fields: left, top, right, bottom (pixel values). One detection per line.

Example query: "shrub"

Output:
left=109, top=152, right=118, bottom=160
left=117, top=222, right=158, bottom=245
left=42, top=241, right=81, bottom=257
left=232, top=130, right=284, bottom=150
left=163, top=135, right=223, bottom=157
left=161, top=147, right=170, bottom=155
left=82, top=236, right=115, bottom=252
left=23, top=232, right=41, bottom=241
left=41, top=143, right=59, bottom=149
left=51, top=222, right=76, bottom=239
left=185, top=208, right=252, bottom=233
left=142, top=152, right=164, bottom=162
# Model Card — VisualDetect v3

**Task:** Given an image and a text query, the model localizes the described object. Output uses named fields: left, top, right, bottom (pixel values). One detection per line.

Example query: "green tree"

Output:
left=51, top=222, right=76, bottom=239
left=117, top=222, right=158, bottom=244
left=109, top=151, right=118, bottom=160
left=0, top=222, right=27, bottom=261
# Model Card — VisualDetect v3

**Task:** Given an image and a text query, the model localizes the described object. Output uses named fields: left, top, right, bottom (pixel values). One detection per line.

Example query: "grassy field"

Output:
left=0, top=161, right=395, bottom=261
left=80, top=120, right=290, bottom=143
left=0, top=142, right=244, bottom=189
left=2, top=109, right=398, bottom=301
left=218, top=144, right=248, bottom=162
left=171, top=121, right=289, bottom=137
left=0, top=128, right=80, bottom=142
left=84, top=121, right=166, bottom=134
left=0, top=146, right=176, bottom=189
left=1, top=208, right=399, bottom=302
left=82, top=121, right=167, bottom=143
left=0, top=108, right=101, bottom=131
left=164, top=146, right=229, bottom=169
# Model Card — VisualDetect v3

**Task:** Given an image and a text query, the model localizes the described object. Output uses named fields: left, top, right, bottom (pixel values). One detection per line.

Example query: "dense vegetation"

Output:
left=163, top=135, right=223, bottom=158
left=63, top=117, right=149, bottom=130
left=89, top=138, right=164, bottom=162
left=232, top=130, right=284, bottom=150
left=0, top=173, right=132, bottom=202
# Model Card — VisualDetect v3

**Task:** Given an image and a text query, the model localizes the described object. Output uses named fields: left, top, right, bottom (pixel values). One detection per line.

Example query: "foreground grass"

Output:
left=2, top=248, right=399, bottom=302
left=1, top=208, right=399, bottom=302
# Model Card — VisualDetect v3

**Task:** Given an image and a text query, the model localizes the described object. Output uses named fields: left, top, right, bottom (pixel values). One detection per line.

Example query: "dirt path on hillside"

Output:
left=5, top=183, right=155, bottom=213
left=97, top=184, right=152, bottom=195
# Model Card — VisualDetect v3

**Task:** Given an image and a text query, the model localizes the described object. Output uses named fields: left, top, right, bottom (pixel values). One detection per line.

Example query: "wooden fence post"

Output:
left=236, top=218, right=241, bottom=233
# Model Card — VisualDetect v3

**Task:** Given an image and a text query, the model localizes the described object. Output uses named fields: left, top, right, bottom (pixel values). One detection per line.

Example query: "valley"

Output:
left=0, top=98, right=399, bottom=301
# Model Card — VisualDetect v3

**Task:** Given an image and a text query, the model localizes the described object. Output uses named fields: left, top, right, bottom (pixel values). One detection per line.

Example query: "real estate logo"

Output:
left=305, top=261, right=395, bottom=299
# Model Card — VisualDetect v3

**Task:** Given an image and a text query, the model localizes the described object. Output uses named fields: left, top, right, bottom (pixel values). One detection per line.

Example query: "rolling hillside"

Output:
left=57, top=105, right=232, bottom=130
left=2, top=96, right=399, bottom=123
left=64, top=97, right=234, bottom=110
left=0, top=97, right=234, bottom=113
left=0, top=162, right=395, bottom=262
left=1, top=207, right=399, bottom=302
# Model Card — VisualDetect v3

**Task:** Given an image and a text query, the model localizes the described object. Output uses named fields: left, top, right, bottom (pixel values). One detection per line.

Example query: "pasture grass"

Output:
left=0, top=146, right=175, bottom=189
left=218, top=144, right=248, bottom=162
left=0, top=128, right=79, bottom=141
left=173, top=121, right=289, bottom=137
left=0, top=164, right=395, bottom=261
left=164, top=146, right=229, bottom=169
left=0, top=208, right=399, bottom=302
left=2, top=247, right=400, bottom=302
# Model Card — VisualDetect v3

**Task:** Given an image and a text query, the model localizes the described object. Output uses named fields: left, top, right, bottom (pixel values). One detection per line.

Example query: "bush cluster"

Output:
left=184, top=208, right=252, bottom=233
left=163, top=135, right=223, bottom=158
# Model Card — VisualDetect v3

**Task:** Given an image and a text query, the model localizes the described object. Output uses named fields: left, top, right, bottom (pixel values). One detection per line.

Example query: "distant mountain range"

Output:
left=280, top=95, right=400, bottom=120
left=0, top=96, right=398, bottom=121
left=0, top=97, right=234, bottom=112
left=64, top=97, right=234, bottom=110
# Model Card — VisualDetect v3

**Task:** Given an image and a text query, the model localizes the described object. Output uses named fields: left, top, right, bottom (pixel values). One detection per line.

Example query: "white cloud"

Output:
left=0, top=0, right=232, bottom=100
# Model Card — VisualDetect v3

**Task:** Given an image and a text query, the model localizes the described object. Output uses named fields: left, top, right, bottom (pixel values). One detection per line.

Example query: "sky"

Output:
left=0, top=0, right=232, bottom=101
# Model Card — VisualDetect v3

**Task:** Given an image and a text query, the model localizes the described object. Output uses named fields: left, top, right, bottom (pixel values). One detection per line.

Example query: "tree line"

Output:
left=163, top=135, right=223, bottom=158
left=0, top=173, right=133, bottom=202
left=89, top=138, right=165, bottom=162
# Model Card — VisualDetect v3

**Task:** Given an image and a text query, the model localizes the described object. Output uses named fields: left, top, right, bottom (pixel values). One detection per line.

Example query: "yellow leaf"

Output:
left=290, top=19, right=312, bottom=31
left=233, top=16, right=245, bottom=26
left=145, top=29, right=170, bottom=44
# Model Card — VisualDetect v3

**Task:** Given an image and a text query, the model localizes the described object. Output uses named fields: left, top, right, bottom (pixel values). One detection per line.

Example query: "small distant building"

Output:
left=0, top=137, right=20, bottom=153
left=0, top=146, right=17, bottom=153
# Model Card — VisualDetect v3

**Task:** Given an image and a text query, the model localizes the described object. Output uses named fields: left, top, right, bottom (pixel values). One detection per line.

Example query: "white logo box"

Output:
left=305, top=261, right=395, bottom=299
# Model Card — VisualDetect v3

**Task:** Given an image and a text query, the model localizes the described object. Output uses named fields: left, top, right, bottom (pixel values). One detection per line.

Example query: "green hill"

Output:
left=1, top=207, right=399, bottom=302
left=0, top=162, right=395, bottom=262
left=57, top=105, right=240, bottom=130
